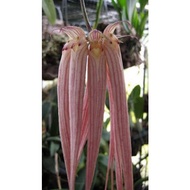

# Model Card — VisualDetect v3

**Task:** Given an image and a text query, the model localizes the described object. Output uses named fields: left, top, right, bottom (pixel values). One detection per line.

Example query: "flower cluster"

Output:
left=57, top=22, right=133, bottom=190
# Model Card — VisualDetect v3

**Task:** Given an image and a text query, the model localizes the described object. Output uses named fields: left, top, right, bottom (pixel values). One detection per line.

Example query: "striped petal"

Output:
left=57, top=47, right=71, bottom=182
left=85, top=30, right=107, bottom=190
left=103, top=23, right=133, bottom=190
left=69, top=40, right=88, bottom=190
left=55, top=26, right=86, bottom=40
left=57, top=26, right=88, bottom=190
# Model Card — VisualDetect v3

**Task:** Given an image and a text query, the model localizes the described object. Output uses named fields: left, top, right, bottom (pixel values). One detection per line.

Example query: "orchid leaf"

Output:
left=98, top=154, right=108, bottom=167
left=122, top=6, right=131, bottom=32
left=111, top=0, right=148, bottom=38
left=105, top=90, right=110, bottom=110
left=46, top=136, right=60, bottom=142
left=139, top=11, right=148, bottom=37
left=111, top=0, right=121, bottom=13
left=139, top=0, right=148, bottom=12
left=127, top=0, right=137, bottom=22
left=42, top=0, right=56, bottom=25
left=98, top=155, right=108, bottom=177
left=103, top=117, right=110, bottom=129
left=75, top=167, right=85, bottom=190
left=131, top=7, right=139, bottom=34
left=117, top=0, right=126, bottom=7
left=134, top=97, right=144, bottom=119
left=129, top=85, right=141, bottom=101
left=128, top=85, right=141, bottom=113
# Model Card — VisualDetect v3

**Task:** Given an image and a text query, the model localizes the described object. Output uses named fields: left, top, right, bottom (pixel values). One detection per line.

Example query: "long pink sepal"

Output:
left=85, top=30, right=107, bottom=190
left=104, top=23, right=133, bottom=190
left=57, top=48, right=71, bottom=182
left=69, top=43, right=88, bottom=190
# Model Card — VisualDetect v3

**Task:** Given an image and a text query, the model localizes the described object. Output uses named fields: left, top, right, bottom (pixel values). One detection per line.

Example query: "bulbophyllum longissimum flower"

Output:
left=57, top=22, right=133, bottom=190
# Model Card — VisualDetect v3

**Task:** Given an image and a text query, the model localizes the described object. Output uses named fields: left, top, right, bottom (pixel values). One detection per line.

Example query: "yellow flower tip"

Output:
left=90, top=47, right=102, bottom=57
left=72, top=43, right=80, bottom=52
left=88, top=29, right=104, bottom=58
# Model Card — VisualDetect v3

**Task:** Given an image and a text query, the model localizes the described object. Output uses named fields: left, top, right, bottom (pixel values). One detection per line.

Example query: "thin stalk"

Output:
left=62, top=0, right=68, bottom=26
left=80, top=0, right=91, bottom=32
left=93, top=0, right=104, bottom=29
left=55, top=153, right=62, bottom=189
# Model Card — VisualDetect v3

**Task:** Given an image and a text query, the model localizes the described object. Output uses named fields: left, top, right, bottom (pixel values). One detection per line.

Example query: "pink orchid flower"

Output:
left=57, top=22, right=133, bottom=190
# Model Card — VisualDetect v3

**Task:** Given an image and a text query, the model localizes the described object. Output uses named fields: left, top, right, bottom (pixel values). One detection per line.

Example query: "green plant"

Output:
left=111, top=0, right=148, bottom=38
left=42, top=0, right=57, bottom=25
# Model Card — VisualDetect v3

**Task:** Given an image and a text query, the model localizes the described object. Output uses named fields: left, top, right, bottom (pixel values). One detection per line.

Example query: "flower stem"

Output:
left=80, top=0, right=92, bottom=32
left=93, top=0, right=103, bottom=29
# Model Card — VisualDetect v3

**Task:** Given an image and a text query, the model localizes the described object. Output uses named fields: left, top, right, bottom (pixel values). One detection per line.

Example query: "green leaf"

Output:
left=128, top=85, right=141, bottom=102
left=127, top=0, right=137, bottom=22
left=75, top=167, right=85, bottom=190
left=118, top=0, right=126, bottom=7
left=111, top=0, right=120, bottom=10
left=103, top=117, right=110, bottom=129
left=139, top=11, right=148, bottom=38
left=139, top=0, right=148, bottom=12
left=42, top=0, right=56, bottom=25
left=105, top=90, right=110, bottom=110
left=50, top=141, right=60, bottom=156
left=98, top=154, right=108, bottom=176
left=46, top=136, right=60, bottom=142
left=131, top=7, right=139, bottom=33
left=122, top=6, right=130, bottom=32
left=134, top=97, right=144, bottom=119
left=98, top=154, right=108, bottom=167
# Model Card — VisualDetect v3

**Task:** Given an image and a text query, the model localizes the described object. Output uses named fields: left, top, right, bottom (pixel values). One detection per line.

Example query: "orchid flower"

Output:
left=57, top=22, right=133, bottom=190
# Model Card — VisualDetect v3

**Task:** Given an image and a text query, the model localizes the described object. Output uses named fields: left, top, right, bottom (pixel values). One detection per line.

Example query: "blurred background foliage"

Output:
left=42, top=0, right=148, bottom=189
